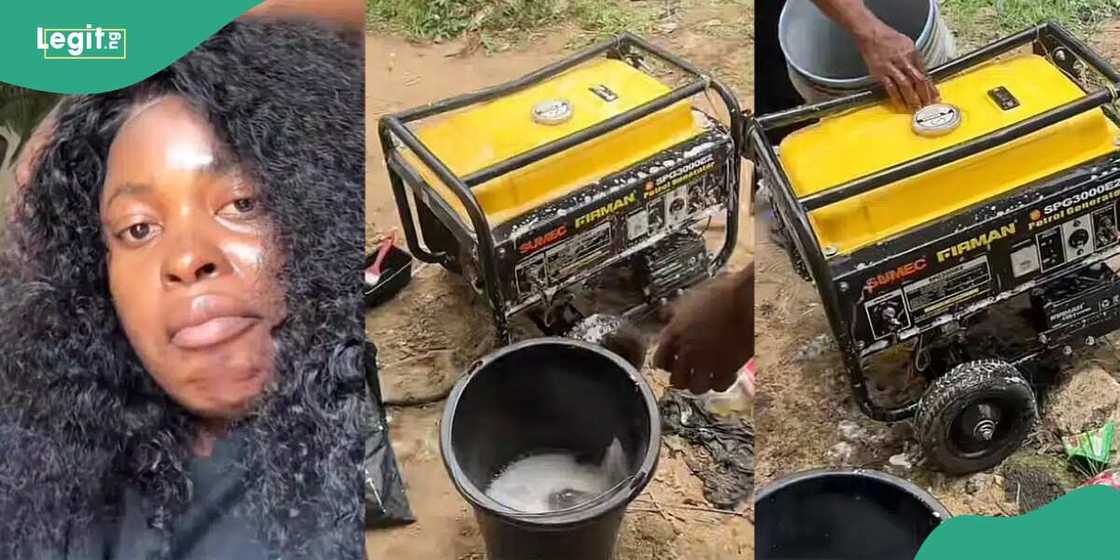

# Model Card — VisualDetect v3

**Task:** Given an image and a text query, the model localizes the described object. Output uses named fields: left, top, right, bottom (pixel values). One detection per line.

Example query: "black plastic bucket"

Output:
left=756, top=469, right=950, bottom=560
left=440, top=338, right=660, bottom=560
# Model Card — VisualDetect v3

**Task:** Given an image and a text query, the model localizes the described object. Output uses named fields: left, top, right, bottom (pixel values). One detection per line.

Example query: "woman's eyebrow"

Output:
left=103, top=148, right=239, bottom=208
left=104, top=182, right=152, bottom=207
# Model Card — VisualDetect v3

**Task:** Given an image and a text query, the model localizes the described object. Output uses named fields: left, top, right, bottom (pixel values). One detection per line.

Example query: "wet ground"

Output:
left=365, top=2, right=755, bottom=557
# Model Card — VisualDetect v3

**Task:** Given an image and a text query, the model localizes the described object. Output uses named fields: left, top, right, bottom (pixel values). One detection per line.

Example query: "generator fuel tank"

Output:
left=779, top=53, right=1120, bottom=255
left=401, top=58, right=712, bottom=228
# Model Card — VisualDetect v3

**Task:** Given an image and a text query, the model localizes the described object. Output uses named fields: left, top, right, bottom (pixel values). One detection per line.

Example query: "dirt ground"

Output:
left=365, top=2, right=755, bottom=558
left=754, top=19, right=1120, bottom=518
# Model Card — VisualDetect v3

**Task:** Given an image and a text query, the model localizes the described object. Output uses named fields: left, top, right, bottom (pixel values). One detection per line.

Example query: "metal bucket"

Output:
left=779, top=0, right=957, bottom=103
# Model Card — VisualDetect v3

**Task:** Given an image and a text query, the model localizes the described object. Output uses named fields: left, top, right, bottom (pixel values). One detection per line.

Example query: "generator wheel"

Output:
left=915, top=360, right=1038, bottom=475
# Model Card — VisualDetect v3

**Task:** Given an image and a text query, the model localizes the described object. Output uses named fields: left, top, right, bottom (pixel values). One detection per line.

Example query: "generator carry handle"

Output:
left=751, top=21, right=1120, bottom=215
left=382, top=33, right=744, bottom=188
left=378, top=33, right=745, bottom=338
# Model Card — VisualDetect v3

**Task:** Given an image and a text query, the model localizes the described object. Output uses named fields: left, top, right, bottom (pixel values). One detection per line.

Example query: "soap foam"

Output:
left=485, top=439, right=628, bottom=513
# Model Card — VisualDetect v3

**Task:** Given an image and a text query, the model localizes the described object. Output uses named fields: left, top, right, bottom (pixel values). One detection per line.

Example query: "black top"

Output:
left=65, top=432, right=271, bottom=560
left=756, top=0, right=814, bottom=142
left=756, top=0, right=800, bottom=115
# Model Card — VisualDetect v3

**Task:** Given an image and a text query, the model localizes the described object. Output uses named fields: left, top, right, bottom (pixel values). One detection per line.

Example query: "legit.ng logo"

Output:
left=36, top=25, right=126, bottom=60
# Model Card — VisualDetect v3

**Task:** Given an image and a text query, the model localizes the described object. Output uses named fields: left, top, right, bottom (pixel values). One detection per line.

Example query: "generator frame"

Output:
left=749, top=22, right=1120, bottom=433
left=379, top=33, right=743, bottom=342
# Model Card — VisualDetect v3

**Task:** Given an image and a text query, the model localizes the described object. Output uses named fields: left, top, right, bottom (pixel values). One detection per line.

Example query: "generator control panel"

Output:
left=1034, top=206, right=1120, bottom=273
left=497, top=128, right=735, bottom=308
left=836, top=171, right=1120, bottom=352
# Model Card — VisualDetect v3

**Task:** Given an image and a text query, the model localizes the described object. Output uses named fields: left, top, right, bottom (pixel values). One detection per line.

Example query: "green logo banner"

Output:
left=2, top=1, right=262, bottom=94
left=916, top=485, right=1120, bottom=559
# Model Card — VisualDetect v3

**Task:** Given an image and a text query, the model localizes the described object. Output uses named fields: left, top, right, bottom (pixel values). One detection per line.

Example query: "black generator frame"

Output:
left=748, top=22, right=1120, bottom=423
left=379, top=33, right=744, bottom=342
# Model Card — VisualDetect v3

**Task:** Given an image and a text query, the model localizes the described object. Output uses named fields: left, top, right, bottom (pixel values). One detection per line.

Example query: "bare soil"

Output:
left=365, top=2, right=755, bottom=557
left=753, top=18, right=1120, bottom=518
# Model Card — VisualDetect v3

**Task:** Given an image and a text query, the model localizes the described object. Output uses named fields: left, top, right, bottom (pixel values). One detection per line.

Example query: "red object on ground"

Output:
left=1085, top=469, right=1120, bottom=490
left=366, top=232, right=397, bottom=284
left=740, top=357, right=756, bottom=397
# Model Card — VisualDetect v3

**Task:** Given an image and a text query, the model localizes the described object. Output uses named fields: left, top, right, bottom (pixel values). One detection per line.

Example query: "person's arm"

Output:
left=812, top=0, right=939, bottom=111
left=13, top=103, right=60, bottom=194
left=653, top=262, right=754, bottom=394
left=243, top=0, right=365, bottom=32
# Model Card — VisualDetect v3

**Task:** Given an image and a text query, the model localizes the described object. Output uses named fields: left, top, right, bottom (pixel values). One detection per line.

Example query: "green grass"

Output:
left=367, top=0, right=651, bottom=45
left=942, top=0, right=1120, bottom=43
left=568, top=0, right=651, bottom=38
left=366, top=0, right=557, bottom=40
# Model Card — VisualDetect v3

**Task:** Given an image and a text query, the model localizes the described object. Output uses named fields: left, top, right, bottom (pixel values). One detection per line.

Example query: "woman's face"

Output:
left=100, top=96, right=287, bottom=421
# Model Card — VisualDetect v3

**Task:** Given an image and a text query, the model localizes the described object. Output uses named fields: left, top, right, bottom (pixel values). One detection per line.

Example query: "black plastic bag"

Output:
left=364, top=342, right=415, bottom=529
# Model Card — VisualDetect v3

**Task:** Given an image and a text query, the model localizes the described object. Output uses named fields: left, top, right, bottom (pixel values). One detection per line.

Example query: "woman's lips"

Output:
left=170, top=316, right=260, bottom=350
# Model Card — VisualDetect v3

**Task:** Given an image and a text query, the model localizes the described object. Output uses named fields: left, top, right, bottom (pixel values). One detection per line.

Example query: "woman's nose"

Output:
left=161, top=233, right=227, bottom=287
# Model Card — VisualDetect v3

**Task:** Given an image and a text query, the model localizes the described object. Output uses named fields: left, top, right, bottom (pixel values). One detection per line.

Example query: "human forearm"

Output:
left=14, top=102, right=61, bottom=193
left=811, top=0, right=883, bottom=40
left=732, top=262, right=755, bottom=359
left=729, top=263, right=753, bottom=320
left=244, top=0, right=365, bottom=31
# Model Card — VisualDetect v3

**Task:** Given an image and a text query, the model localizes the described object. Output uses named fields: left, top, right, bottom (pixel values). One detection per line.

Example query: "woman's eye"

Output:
left=220, top=197, right=258, bottom=217
left=130, top=223, right=150, bottom=239
left=116, top=222, right=159, bottom=244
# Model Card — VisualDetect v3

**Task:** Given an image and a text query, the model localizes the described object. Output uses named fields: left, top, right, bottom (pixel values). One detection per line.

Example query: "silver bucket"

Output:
left=779, top=0, right=957, bottom=103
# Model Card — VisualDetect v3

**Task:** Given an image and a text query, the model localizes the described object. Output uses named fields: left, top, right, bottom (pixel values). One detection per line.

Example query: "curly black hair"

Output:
left=0, top=21, right=367, bottom=559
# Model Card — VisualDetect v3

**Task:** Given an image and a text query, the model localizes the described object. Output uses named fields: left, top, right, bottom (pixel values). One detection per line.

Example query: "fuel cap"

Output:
left=912, top=103, right=962, bottom=137
left=532, top=99, right=573, bottom=125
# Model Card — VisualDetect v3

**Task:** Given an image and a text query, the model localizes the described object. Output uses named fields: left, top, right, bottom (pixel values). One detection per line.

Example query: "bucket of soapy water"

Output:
left=440, top=338, right=660, bottom=560
left=756, top=469, right=950, bottom=559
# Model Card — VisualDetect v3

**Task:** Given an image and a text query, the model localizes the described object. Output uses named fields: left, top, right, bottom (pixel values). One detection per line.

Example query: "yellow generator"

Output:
left=379, top=35, right=742, bottom=341
left=751, top=22, right=1120, bottom=474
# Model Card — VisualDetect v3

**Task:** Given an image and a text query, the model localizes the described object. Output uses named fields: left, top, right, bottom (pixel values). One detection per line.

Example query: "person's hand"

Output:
left=854, top=19, right=939, bottom=111
left=653, top=264, right=754, bottom=395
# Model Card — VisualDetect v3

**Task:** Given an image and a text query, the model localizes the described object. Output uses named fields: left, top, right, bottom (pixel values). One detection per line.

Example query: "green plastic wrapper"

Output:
left=1063, top=421, right=1115, bottom=466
